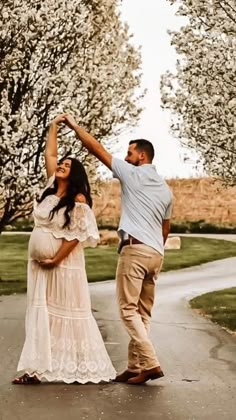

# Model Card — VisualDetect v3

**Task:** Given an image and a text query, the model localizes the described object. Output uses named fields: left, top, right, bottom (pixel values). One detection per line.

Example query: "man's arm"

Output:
left=64, top=115, right=112, bottom=170
left=162, top=219, right=170, bottom=245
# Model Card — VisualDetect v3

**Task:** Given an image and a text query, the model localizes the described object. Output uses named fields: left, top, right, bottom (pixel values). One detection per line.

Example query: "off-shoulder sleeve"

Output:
left=52, top=203, right=100, bottom=247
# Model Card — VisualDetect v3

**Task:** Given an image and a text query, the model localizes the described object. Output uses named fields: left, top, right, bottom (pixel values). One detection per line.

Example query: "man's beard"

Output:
left=128, top=160, right=140, bottom=166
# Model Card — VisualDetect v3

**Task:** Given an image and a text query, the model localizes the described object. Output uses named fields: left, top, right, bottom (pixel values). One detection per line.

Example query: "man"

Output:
left=64, top=114, right=172, bottom=384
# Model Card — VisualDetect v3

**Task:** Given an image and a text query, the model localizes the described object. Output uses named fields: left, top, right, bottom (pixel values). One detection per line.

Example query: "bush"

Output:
left=171, top=220, right=236, bottom=234
left=4, top=218, right=33, bottom=232
left=97, top=222, right=118, bottom=230
left=3, top=217, right=236, bottom=234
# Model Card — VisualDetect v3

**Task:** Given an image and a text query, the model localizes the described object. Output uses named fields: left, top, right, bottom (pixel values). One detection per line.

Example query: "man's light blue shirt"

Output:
left=112, top=158, right=173, bottom=255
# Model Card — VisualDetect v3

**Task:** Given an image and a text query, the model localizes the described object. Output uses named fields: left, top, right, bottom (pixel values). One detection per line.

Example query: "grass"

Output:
left=190, top=288, right=236, bottom=332
left=0, top=235, right=236, bottom=295
left=162, top=236, right=236, bottom=271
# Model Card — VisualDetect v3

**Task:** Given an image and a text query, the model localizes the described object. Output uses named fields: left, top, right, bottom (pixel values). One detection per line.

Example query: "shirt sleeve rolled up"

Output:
left=164, top=202, right=172, bottom=220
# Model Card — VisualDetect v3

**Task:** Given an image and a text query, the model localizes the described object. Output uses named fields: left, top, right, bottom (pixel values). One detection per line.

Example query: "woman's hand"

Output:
left=51, top=114, right=68, bottom=126
left=37, top=239, right=78, bottom=270
left=38, top=258, right=57, bottom=269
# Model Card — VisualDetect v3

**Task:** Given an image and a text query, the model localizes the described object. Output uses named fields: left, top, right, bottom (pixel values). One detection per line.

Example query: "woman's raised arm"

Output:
left=45, top=114, right=67, bottom=178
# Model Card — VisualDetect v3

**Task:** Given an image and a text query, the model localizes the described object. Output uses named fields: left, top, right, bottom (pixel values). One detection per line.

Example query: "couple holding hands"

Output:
left=13, top=114, right=172, bottom=385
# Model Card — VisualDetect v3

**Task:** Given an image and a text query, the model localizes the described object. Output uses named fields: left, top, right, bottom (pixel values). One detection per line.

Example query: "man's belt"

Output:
left=118, top=236, right=144, bottom=253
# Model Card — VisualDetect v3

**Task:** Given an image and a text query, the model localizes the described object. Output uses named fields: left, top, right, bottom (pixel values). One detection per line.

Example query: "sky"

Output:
left=113, top=0, right=202, bottom=179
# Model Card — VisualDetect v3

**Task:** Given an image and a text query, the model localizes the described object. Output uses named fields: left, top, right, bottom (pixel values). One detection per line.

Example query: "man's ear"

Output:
left=140, top=151, right=145, bottom=161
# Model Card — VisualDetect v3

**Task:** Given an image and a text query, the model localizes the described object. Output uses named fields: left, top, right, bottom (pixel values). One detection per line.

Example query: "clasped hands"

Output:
left=51, top=113, right=77, bottom=130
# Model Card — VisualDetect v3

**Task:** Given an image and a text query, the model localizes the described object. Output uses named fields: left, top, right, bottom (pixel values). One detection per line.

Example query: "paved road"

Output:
left=0, top=258, right=236, bottom=420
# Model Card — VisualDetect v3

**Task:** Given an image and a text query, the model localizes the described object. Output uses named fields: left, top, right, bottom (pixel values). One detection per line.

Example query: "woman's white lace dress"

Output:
left=17, top=180, right=116, bottom=383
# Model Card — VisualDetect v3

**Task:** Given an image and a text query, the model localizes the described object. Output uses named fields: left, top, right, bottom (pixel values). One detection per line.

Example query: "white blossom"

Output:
left=0, top=0, right=143, bottom=231
left=161, top=0, right=236, bottom=185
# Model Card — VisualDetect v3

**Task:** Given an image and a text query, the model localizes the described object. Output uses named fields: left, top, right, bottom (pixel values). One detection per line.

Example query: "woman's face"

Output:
left=55, top=159, right=72, bottom=180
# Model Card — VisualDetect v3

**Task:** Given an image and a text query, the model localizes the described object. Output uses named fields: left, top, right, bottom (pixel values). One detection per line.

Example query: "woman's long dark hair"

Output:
left=38, top=157, right=92, bottom=228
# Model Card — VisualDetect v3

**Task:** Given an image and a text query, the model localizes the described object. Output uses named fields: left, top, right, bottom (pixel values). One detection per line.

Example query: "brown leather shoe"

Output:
left=114, top=370, right=140, bottom=383
left=127, top=367, right=164, bottom=385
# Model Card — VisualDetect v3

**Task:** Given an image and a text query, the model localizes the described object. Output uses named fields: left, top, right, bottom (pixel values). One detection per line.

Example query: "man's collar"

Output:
left=139, top=163, right=156, bottom=168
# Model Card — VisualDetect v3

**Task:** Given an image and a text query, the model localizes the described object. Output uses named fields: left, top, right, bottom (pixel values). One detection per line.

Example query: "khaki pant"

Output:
left=116, top=244, right=163, bottom=372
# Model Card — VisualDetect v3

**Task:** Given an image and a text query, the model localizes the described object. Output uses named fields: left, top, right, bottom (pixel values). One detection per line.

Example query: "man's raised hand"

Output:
left=64, top=114, right=78, bottom=131
left=51, top=114, right=68, bottom=125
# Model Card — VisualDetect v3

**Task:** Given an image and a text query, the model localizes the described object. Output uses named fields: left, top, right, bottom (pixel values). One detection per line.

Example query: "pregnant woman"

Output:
left=12, top=115, right=116, bottom=384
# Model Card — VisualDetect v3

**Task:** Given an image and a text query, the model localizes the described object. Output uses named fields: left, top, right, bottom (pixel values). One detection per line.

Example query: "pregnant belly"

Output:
left=29, top=228, right=62, bottom=261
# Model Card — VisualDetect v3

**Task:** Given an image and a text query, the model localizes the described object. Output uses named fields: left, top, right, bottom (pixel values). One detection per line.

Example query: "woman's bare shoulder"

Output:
left=75, top=194, right=87, bottom=204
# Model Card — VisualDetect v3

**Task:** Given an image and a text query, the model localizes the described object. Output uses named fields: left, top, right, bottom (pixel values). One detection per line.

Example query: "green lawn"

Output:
left=190, top=288, right=236, bottom=332
left=0, top=235, right=236, bottom=295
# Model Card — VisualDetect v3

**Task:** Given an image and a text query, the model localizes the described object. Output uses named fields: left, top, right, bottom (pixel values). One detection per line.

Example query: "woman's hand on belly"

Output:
left=38, top=258, right=57, bottom=269
left=37, top=238, right=79, bottom=269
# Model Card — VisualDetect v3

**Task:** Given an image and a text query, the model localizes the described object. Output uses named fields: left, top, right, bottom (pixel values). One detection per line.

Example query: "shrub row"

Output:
left=3, top=218, right=236, bottom=234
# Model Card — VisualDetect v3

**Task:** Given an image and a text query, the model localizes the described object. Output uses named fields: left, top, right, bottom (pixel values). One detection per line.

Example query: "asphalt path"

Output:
left=0, top=257, right=236, bottom=420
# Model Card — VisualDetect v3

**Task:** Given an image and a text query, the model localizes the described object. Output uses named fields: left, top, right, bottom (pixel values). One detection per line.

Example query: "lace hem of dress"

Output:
left=24, top=370, right=116, bottom=384
left=39, top=226, right=99, bottom=247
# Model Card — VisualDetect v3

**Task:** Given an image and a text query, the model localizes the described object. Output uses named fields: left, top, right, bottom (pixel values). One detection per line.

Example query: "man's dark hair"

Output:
left=129, top=139, right=155, bottom=161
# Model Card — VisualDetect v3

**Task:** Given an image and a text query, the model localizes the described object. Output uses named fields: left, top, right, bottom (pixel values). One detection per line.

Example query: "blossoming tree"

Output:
left=161, top=0, right=236, bottom=185
left=0, top=0, right=142, bottom=232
